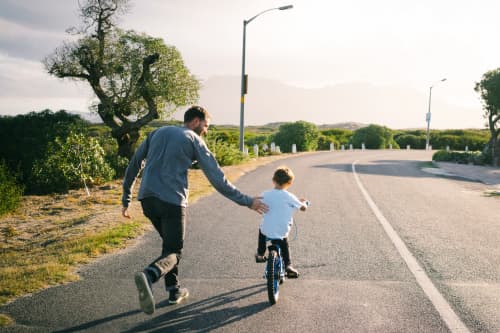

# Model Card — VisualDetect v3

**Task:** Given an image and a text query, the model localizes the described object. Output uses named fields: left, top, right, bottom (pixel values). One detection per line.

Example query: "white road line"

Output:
left=352, top=160, right=470, bottom=333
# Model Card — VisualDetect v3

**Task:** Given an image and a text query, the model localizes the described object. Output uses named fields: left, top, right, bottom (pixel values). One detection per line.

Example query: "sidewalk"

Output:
left=424, top=162, right=500, bottom=188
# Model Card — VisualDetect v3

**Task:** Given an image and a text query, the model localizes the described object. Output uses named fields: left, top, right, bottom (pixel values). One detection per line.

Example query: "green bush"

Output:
left=205, top=136, right=248, bottom=166
left=0, top=110, right=87, bottom=188
left=432, top=150, right=483, bottom=164
left=273, top=121, right=319, bottom=153
left=29, top=132, right=115, bottom=194
left=0, top=161, right=24, bottom=216
left=352, top=124, right=398, bottom=149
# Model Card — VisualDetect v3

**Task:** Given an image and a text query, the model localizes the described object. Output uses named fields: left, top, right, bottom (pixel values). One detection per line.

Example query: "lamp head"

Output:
left=279, top=5, right=293, bottom=10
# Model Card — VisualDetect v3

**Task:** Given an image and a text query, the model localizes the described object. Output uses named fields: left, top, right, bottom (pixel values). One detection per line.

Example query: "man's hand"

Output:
left=122, top=206, right=131, bottom=219
left=250, top=197, right=268, bottom=214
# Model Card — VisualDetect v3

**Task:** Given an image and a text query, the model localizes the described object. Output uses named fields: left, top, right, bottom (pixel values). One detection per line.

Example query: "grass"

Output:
left=484, top=190, right=500, bottom=198
left=0, top=153, right=292, bottom=327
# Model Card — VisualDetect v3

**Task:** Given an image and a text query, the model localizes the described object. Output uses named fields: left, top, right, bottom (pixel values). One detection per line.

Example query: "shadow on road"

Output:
left=314, top=160, right=480, bottom=183
left=125, top=283, right=269, bottom=332
left=55, top=284, right=268, bottom=332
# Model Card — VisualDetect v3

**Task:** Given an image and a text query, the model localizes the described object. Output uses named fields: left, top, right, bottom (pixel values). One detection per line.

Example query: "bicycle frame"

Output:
left=264, top=241, right=285, bottom=305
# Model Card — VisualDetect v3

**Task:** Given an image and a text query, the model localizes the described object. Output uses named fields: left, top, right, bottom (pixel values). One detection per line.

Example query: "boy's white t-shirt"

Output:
left=259, top=189, right=304, bottom=239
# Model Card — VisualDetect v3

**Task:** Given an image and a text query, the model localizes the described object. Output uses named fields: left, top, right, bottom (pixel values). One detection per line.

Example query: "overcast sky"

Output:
left=1, top=0, right=500, bottom=128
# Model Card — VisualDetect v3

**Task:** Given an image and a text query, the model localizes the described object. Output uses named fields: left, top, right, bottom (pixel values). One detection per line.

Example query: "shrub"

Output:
left=0, top=161, right=24, bottom=216
left=0, top=110, right=87, bottom=187
left=432, top=150, right=483, bottom=164
left=29, top=132, right=115, bottom=194
left=205, top=136, right=248, bottom=166
left=273, top=121, right=319, bottom=153
left=352, top=124, right=397, bottom=149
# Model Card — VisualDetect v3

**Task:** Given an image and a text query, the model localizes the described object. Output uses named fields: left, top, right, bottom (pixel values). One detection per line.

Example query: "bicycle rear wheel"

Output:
left=266, top=249, right=280, bottom=305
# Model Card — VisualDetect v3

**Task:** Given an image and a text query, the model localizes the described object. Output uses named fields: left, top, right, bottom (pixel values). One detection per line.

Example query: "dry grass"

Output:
left=0, top=153, right=292, bottom=325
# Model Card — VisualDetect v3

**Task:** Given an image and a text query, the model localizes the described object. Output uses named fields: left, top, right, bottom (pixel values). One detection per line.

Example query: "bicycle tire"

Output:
left=266, top=249, right=279, bottom=305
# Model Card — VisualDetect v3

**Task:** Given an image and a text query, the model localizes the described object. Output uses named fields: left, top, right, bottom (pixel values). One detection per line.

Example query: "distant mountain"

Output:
left=69, top=111, right=102, bottom=124
left=187, top=75, right=479, bottom=129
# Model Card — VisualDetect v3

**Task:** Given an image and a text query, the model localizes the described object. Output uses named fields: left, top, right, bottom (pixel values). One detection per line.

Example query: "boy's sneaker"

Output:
left=255, top=253, right=267, bottom=263
left=286, top=265, right=299, bottom=278
left=168, top=287, right=189, bottom=305
left=134, top=272, right=155, bottom=315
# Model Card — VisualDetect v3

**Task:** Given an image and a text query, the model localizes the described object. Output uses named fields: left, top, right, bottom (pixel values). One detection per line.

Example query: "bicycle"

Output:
left=261, top=200, right=310, bottom=305
left=264, top=240, right=286, bottom=305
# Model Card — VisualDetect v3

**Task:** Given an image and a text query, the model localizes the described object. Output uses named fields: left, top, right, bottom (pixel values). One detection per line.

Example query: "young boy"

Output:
left=255, top=166, right=309, bottom=278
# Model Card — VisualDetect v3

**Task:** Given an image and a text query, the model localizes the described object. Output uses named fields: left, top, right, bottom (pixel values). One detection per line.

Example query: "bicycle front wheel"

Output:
left=266, top=249, right=279, bottom=305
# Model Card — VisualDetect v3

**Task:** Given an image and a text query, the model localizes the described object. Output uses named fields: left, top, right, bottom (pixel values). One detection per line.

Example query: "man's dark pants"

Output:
left=141, top=197, right=186, bottom=289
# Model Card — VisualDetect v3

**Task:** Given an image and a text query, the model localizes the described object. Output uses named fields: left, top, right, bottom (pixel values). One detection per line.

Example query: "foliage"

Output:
left=475, top=68, right=500, bottom=166
left=432, top=150, right=484, bottom=165
left=205, top=135, right=248, bottom=166
left=317, top=128, right=353, bottom=150
left=0, top=110, right=88, bottom=187
left=43, top=0, right=199, bottom=158
left=29, top=132, right=115, bottom=194
left=273, top=121, right=319, bottom=153
left=351, top=124, right=398, bottom=149
left=0, top=161, right=24, bottom=216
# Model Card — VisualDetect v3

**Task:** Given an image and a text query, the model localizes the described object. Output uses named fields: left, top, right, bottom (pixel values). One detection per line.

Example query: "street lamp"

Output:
left=425, top=78, right=447, bottom=150
left=239, top=5, right=293, bottom=152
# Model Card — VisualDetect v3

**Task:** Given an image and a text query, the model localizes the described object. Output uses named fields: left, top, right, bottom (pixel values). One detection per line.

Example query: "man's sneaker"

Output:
left=134, top=272, right=155, bottom=315
left=169, top=287, right=189, bottom=305
left=255, top=253, right=267, bottom=263
left=286, top=265, right=299, bottom=278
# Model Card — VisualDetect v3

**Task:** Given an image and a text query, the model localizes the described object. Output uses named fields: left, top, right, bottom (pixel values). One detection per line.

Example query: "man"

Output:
left=122, top=105, right=267, bottom=315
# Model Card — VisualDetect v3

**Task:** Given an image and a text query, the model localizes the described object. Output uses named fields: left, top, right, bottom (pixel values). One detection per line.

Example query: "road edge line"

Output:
left=352, top=160, right=470, bottom=333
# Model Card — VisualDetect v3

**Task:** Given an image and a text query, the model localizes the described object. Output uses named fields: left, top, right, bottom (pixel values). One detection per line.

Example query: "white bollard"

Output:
left=446, top=145, right=450, bottom=151
left=349, top=144, right=353, bottom=151
left=330, top=143, right=334, bottom=151
left=276, top=146, right=281, bottom=153
left=341, top=145, right=345, bottom=151
left=270, top=142, right=276, bottom=153
left=465, top=146, right=469, bottom=152
left=361, top=143, right=365, bottom=151
left=253, top=144, right=259, bottom=157
left=389, top=144, right=392, bottom=150
left=407, top=145, right=410, bottom=150
left=292, top=144, right=297, bottom=154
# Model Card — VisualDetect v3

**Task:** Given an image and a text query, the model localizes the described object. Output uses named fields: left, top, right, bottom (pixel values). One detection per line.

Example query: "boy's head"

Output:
left=272, top=166, right=295, bottom=187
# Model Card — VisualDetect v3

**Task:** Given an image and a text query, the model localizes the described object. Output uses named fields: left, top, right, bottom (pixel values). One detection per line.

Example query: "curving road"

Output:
left=2, top=150, right=500, bottom=332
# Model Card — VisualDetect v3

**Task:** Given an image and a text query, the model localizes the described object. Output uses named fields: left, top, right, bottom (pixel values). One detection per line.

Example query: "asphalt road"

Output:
left=2, top=150, right=499, bottom=333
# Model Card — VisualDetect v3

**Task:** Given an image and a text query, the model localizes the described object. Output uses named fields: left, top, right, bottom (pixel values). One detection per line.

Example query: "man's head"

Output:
left=272, top=166, right=295, bottom=188
left=184, top=105, right=211, bottom=136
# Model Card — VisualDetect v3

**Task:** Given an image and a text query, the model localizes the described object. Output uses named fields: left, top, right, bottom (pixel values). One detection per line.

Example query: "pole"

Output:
left=238, top=5, right=293, bottom=152
left=425, top=86, right=433, bottom=150
left=239, top=21, right=247, bottom=152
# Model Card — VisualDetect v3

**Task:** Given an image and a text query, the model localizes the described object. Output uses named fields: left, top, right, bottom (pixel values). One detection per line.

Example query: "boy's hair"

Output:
left=184, top=105, right=211, bottom=123
left=272, top=166, right=295, bottom=186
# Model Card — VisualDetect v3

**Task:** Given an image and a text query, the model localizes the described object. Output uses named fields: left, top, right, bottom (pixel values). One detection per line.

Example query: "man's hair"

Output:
left=272, top=166, right=295, bottom=186
left=184, top=105, right=210, bottom=123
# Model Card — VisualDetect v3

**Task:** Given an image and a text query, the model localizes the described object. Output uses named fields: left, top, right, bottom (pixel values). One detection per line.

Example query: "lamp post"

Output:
left=425, top=78, right=447, bottom=150
left=239, top=5, right=293, bottom=152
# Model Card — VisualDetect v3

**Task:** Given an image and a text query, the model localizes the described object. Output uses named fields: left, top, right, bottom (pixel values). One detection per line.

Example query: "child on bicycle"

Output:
left=255, top=165, right=309, bottom=278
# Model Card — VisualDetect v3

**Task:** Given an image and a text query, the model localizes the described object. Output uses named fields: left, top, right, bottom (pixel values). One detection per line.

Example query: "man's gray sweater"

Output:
left=122, top=126, right=253, bottom=208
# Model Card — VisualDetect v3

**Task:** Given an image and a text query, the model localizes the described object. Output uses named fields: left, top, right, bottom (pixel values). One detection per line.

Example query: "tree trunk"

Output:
left=115, top=128, right=140, bottom=159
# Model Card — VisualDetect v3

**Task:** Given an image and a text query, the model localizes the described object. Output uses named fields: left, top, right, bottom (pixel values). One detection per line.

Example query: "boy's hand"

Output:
left=300, top=198, right=310, bottom=211
left=250, top=197, right=268, bottom=214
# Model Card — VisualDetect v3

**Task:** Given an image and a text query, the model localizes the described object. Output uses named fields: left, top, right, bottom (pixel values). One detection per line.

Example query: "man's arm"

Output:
left=193, top=137, right=268, bottom=213
left=121, top=135, right=151, bottom=217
